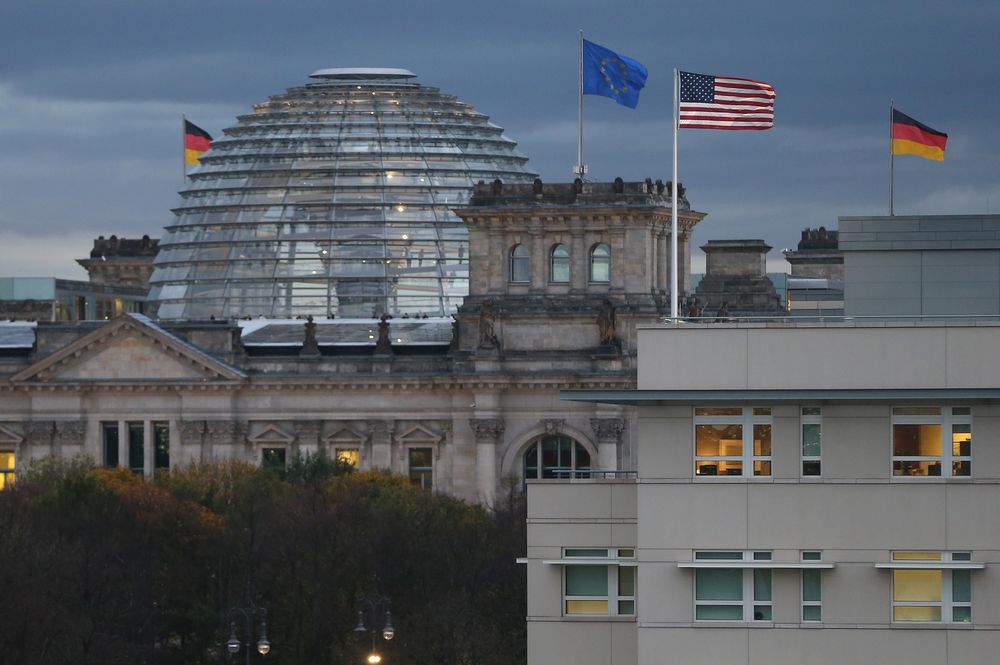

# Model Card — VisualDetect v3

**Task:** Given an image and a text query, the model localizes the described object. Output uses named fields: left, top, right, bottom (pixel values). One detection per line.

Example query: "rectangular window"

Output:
left=564, top=549, right=635, bottom=616
left=335, top=448, right=360, bottom=467
left=153, top=422, right=170, bottom=470
left=801, top=407, right=821, bottom=476
left=694, top=551, right=772, bottom=621
left=802, top=551, right=822, bottom=621
left=892, top=552, right=971, bottom=623
left=0, top=451, right=14, bottom=490
left=262, top=447, right=286, bottom=470
left=408, top=447, right=433, bottom=489
left=127, top=422, right=144, bottom=474
left=892, top=407, right=971, bottom=477
left=695, top=407, right=771, bottom=477
left=102, top=422, right=119, bottom=467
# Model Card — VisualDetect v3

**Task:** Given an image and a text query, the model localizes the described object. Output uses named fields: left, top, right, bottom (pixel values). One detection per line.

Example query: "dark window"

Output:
left=262, top=447, right=286, bottom=471
left=408, top=447, right=433, bottom=489
left=102, top=422, right=119, bottom=467
left=127, top=422, right=144, bottom=474
left=153, top=422, right=170, bottom=470
left=523, top=435, right=591, bottom=480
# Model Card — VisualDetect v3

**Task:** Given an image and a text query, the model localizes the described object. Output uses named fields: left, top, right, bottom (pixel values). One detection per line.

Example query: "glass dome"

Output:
left=149, top=69, right=537, bottom=319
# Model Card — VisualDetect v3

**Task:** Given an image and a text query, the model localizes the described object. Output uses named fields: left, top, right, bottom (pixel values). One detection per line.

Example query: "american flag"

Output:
left=678, top=71, right=775, bottom=130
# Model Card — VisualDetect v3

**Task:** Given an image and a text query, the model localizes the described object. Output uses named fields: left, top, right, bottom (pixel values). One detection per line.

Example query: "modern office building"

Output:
left=525, top=321, right=1000, bottom=665
left=0, top=180, right=701, bottom=504
left=841, top=214, right=1000, bottom=317
left=148, top=68, right=537, bottom=320
left=0, top=277, right=146, bottom=322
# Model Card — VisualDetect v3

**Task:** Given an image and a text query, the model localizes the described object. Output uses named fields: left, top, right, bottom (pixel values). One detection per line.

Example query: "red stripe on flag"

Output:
left=892, top=123, right=947, bottom=150
left=185, top=135, right=212, bottom=152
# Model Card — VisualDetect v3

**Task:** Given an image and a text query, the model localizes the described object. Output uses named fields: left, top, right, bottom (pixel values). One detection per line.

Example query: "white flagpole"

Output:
left=889, top=99, right=895, bottom=216
left=671, top=68, right=679, bottom=321
left=577, top=30, right=585, bottom=178
left=182, top=113, right=187, bottom=185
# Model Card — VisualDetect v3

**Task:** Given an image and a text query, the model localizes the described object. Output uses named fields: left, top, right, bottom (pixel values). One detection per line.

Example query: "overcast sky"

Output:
left=1, top=0, right=998, bottom=279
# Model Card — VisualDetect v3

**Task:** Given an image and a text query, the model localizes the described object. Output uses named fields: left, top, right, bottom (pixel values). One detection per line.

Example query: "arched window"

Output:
left=523, top=435, right=592, bottom=480
left=590, top=243, right=610, bottom=283
left=550, top=244, right=570, bottom=283
left=510, top=244, right=530, bottom=283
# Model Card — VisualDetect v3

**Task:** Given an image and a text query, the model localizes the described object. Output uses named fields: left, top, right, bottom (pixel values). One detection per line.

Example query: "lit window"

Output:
left=408, top=447, right=433, bottom=489
left=549, top=244, right=570, bottom=283
left=802, top=551, right=822, bottom=621
left=801, top=407, right=821, bottom=476
left=523, top=435, right=591, bottom=480
left=891, top=407, right=971, bottom=477
left=262, top=447, right=287, bottom=471
left=153, top=422, right=170, bottom=471
left=128, top=422, right=144, bottom=475
left=0, top=451, right=15, bottom=489
left=509, top=244, right=530, bottom=283
left=694, top=551, right=772, bottom=621
left=694, top=407, right=772, bottom=477
left=564, top=548, right=635, bottom=616
left=335, top=448, right=360, bottom=467
left=891, top=552, right=971, bottom=623
left=589, top=243, right=610, bottom=283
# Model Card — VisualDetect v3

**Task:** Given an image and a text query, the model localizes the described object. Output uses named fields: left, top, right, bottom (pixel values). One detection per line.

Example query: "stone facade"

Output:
left=694, top=239, right=782, bottom=315
left=77, top=234, right=159, bottom=289
left=0, top=180, right=707, bottom=504
left=783, top=227, right=843, bottom=280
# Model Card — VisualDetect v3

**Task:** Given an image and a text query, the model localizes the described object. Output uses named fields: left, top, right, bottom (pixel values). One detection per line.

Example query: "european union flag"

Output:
left=582, top=39, right=648, bottom=109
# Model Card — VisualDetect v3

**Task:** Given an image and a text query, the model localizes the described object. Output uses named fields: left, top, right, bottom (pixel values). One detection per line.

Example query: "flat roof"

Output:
left=561, top=388, right=1000, bottom=406
left=309, top=68, right=416, bottom=80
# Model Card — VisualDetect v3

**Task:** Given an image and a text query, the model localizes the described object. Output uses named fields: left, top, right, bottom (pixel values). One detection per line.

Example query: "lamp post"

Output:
left=354, top=581, right=395, bottom=664
left=226, top=601, right=270, bottom=664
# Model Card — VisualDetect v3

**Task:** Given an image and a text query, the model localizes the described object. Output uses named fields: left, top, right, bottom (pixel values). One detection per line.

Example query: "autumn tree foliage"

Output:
left=0, top=456, right=527, bottom=665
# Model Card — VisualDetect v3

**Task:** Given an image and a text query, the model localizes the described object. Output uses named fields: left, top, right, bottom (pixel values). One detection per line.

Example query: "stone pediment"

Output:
left=326, top=427, right=367, bottom=446
left=11, top=314, right=245, bottom=384
left=0, top=425, right=24, bottom=446
left=248, top=425, right=295, bottom=444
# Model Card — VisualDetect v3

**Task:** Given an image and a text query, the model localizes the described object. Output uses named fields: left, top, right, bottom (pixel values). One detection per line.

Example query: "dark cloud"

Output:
left=1, top=0, right=999, bottom=277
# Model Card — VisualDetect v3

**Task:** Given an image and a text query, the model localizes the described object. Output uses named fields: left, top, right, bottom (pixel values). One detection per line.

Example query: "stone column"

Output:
left=180, top=420, right=207, bottom=460
left=570, top=231, right=586, bottom=291
left=590, top=418, right=625, bottom=471
left=657, top=230, right=668, bottom=293
left=470, top=418, right=504, bottom=506
left=55, top=420, right=86, bottom=456
left=530, top=230, right=546, bottom=290
left=295, top=421, right=322, bottom=457
left=25, top=421, right=55, bottom=461
left=369, top=420, right=394, bottom=470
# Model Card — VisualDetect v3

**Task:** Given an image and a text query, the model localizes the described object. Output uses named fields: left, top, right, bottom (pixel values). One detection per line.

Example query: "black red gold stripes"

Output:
left=892, top=110, right=947, bottom=161
left=184, top=120, right=213, bottom=165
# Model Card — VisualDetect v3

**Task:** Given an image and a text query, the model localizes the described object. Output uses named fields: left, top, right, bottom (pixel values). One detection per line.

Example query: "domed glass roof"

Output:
left=149, top=69, right=537, bottom=319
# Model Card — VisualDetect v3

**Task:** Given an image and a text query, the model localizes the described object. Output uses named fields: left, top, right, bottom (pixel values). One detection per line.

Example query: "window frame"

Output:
left=891, top=407, right=971, bottom=479
left=562, top=548, right=636, bottom=617
left=549, top=243, right=570, bottom=283
left=261, top=446, right=287, bottom=471
left=694, top=407, right=772, bottom=478
left=589, top=243, right=611, bottom=283
left=522, top=435, right=592, bottom=480
left=509, top=243, right=530, bottom=283
left=694, top=551, right=773, bottom=622
left=0, top=450, right=14, bottom=490
left=801, top=551, right=823, bottom=622
left=801, top=407, right=822, bottom=477
left=408, top=446, right=433, bottom=490
left=890, top=552, right=972, bottom=623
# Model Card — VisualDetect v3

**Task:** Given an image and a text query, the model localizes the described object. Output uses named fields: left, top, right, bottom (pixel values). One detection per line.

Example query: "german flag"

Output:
left=891, top=110, right=947, bottom=161
left=184, top=119, right=213, bottom=166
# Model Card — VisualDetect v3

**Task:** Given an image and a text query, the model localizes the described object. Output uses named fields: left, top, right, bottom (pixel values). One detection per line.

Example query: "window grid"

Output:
left=0, top=451, right=14, bottom=490
left=801, top=407, right=821, bottom=477
left=891, top=552, right=971, bottom=623
left=802, top=551, right=822, bottom=622
left=694, top=551, right=772, bottom=621
left=891, top=407, right=971, bottom=478
left=563, top=548, right=635, bottom=617
left=509, top=244, right=530, bottom=283
left=549, top=244, right=570, bottom=283
left=694, top=407, right=772, bottom=478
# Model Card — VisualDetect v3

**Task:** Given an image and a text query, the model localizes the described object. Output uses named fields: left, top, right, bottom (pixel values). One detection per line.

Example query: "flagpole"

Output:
left=671, top=68, right=679, bottom=322
left=889, top=99, right=895, bottom=216
left=182, top=113, right=188, bottom=185
left=577, top=30, right=585, bottom=179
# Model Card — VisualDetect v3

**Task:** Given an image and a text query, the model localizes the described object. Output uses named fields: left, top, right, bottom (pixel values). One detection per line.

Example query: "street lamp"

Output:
left=227, top=602, right=270, bottom=663
left=354, top=580, right=395, bottom=663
